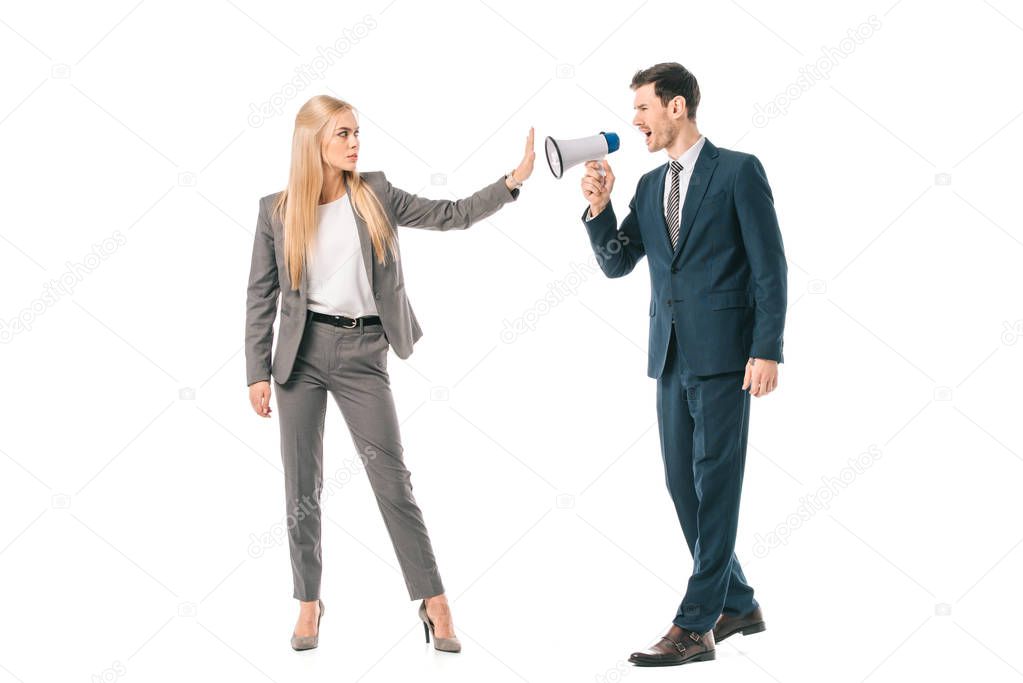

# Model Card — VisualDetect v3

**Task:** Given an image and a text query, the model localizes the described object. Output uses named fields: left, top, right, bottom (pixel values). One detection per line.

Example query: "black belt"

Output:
left=309, top=311, right=382, bottom=328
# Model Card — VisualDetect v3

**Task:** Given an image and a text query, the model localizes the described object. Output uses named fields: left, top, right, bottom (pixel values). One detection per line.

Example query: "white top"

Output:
left=305, top=193, right=379, bottom=318
left=662, top=135, right=706, bottom=230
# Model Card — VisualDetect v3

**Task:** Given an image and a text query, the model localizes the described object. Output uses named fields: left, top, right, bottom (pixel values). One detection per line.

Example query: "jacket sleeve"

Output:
left=382, top=172, right=519, bottom=230
left=734, top=154, right=787, bottom=362
left=580, top=177, right=646, bottom=278
left=244, top=197, right=280, bottom=385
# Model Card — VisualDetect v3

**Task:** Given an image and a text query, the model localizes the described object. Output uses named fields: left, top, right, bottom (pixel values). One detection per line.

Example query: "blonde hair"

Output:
left=272, top=95, right=398, bottom=290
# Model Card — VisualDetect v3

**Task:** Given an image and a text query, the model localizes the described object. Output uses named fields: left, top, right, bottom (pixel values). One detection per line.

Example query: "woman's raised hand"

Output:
left=511, top=127, right=535, bottom=183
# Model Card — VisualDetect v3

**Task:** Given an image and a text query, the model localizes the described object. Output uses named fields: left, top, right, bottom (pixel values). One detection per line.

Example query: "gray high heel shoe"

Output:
left=418, top=600, right=461, bottom=653
left=290, top=599, right=325, bottom=651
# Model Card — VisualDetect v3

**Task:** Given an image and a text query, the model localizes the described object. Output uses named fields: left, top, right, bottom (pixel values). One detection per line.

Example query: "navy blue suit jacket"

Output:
left=582, top=138, right=787, bottom=378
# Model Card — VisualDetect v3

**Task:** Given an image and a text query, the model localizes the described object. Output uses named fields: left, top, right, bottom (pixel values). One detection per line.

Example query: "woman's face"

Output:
left=322, top=109, right=359, bottom=172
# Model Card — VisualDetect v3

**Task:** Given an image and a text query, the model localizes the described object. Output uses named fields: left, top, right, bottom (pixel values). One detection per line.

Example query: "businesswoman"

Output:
left=245, top=94, right=534, bottom=652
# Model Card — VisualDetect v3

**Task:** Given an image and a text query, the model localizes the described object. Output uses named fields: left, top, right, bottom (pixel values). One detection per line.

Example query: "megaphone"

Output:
left=545, top=131, right=620, bottom=178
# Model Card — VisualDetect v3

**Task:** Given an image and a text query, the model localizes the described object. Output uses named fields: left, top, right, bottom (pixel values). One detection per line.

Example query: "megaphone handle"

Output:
left=595, top=161, right=606, bottom=178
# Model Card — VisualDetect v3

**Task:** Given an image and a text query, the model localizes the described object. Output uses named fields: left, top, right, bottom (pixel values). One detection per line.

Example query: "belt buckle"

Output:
left=339, top=317, right=358, bottom=328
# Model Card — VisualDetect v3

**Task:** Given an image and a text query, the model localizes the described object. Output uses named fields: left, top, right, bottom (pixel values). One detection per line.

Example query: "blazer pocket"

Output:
left=701, top=191, right=726, bottom=208
left=709, top=290, right=753, bottom=310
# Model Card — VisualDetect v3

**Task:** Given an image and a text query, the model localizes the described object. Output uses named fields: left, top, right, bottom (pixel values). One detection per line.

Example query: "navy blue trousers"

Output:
left=657, top=324, right=759, bottom=633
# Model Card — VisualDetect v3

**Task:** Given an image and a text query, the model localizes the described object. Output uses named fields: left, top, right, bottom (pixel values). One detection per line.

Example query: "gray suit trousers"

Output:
left=274, top=312, right=444, bottom=601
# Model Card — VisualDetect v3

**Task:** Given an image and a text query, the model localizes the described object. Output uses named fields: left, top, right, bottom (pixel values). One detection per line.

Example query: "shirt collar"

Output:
left=668, top=134, right=706, bottom=169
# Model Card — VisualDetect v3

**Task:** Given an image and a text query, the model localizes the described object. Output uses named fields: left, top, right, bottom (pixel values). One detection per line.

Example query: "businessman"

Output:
left=580, top=62, right=787, bottom=667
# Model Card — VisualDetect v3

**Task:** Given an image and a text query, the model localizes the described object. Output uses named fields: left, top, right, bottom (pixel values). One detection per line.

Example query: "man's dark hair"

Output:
left=630, top=62, right=700, bottom=120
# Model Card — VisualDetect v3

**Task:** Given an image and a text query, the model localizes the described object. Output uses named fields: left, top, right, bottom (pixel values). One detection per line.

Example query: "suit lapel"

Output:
left=271, top=200, right=310, bottom=303
left=342, top=175, right=376, bottom=290
left=297, top=230, right=309, bottom=299
left=672, top=139, right=719, bottom=262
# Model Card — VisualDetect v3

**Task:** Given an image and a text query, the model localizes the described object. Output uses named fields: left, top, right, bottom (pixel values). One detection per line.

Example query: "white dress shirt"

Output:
left=305, top=193, right=379, bottom=318
left=663, top=135, right=706, bottom=231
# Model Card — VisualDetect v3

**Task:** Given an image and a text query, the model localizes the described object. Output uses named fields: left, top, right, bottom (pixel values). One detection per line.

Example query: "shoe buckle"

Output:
left=689, top=630, right=702, bottom=642
left=661, top=636, right=686, bottom=654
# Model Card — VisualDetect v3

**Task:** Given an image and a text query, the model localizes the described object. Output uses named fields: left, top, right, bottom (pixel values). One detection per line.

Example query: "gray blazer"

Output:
left=245, top=172, right=519, bottom=386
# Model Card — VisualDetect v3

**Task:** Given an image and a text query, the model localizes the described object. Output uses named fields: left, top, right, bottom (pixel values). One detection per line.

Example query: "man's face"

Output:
left=632, top=83, right=683, bottom=153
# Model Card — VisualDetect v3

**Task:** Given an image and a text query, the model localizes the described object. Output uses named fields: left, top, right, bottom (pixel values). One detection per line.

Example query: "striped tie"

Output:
left=666, top=160, right=683, bottom=250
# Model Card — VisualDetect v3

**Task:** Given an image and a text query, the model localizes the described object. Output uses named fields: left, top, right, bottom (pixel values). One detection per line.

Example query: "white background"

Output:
left=2, top=0, right=1022, bottom=681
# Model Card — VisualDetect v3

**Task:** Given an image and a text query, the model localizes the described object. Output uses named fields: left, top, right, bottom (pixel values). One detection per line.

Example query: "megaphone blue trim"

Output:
left=600, top=131, right=620, bottom=154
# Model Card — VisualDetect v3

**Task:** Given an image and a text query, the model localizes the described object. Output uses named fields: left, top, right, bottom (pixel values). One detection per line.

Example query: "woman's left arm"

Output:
left=385, top=128, right=534, bottom=231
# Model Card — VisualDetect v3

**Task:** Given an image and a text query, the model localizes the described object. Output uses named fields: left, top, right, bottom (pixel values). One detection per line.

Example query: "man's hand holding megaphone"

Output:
left=544, top=130, right=620, bottom=217
left=581, top=159, right=615, bottom=220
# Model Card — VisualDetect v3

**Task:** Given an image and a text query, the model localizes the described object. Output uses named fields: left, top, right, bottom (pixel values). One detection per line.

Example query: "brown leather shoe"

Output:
left=628, top=625, right=716, bottom=667
left=713, top=606, right=766, bottom=642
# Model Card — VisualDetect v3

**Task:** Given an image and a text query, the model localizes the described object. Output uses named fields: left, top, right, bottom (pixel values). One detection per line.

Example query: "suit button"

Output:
left=665, top=298, right=671, bottom=306
left=671, top=265, right=679, bottom=273
left=375, top=293, right=381, bottom=300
